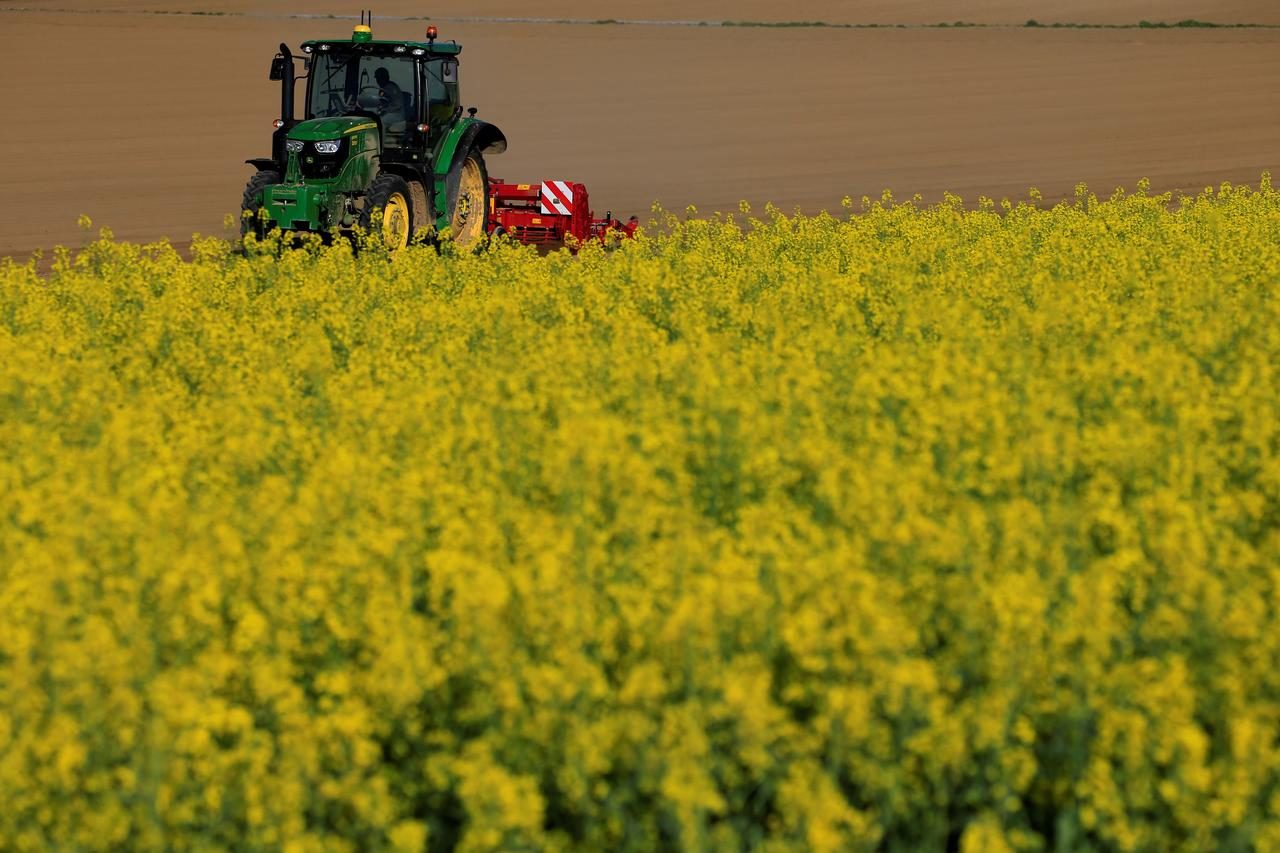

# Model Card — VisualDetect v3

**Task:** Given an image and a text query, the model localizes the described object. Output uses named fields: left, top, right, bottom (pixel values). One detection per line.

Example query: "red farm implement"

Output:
left=487, top=178, right=638, bottom=248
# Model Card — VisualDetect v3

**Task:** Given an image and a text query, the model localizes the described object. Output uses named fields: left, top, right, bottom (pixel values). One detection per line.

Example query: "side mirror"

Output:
left=269, top=55, right=288, bottom=81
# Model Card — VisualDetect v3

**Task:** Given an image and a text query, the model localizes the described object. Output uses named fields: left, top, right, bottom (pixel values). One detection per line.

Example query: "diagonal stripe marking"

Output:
left=540, top=181, right=573, bottom=215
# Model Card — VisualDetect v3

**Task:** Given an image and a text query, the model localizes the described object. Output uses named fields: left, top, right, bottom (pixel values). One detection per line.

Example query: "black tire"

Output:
left=359, top=172, right=414, bottom=251
left=241, top=170, right=281, bottom=239
left=445, top=148, right=489, bottom=247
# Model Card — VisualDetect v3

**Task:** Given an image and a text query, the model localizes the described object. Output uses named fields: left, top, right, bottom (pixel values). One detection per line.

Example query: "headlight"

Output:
left=285, top=139, right=304, bottom=153
left=314, top=140, right=341, bottom=155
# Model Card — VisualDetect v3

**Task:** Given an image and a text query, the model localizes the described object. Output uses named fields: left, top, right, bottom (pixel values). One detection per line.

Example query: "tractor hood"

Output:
left=287, top=116, right=379, bottom=141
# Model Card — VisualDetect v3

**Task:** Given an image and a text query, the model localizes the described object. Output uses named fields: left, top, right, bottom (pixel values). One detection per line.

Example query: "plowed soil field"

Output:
left=2, top=1, right=1278, bottom=257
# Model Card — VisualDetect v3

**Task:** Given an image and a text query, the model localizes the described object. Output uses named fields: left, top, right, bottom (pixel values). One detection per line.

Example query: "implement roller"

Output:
left=488, top=180, right=639, bottom=247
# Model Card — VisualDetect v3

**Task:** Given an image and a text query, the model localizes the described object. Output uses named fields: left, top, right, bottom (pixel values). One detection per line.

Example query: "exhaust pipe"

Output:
left=279, top=42, right=294, bottom=125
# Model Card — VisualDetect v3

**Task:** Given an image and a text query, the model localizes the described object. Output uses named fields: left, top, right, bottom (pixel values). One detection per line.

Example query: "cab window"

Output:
left=423, top=59, right=459, bottom=130
left=307, top=53, right=417, bottom=145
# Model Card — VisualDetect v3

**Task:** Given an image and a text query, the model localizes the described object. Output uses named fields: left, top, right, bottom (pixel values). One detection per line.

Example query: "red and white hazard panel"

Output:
left=540, top=181, right=575, bottom=216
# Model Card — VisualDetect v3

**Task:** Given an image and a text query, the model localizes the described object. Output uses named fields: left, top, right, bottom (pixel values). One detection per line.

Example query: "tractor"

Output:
left=243, top=15, right=636, bottom=251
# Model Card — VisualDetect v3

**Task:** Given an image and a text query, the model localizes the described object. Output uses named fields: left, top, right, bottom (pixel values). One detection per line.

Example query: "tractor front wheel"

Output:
left=447, top=149, right=489, bottom=248
left=241, top=170, right=281, bottom=239
left=361, top=173, right=414, bottom=252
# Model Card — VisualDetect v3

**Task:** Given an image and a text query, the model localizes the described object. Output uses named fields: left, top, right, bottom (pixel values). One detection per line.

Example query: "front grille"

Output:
left=299, top=138, right=351, bottom=180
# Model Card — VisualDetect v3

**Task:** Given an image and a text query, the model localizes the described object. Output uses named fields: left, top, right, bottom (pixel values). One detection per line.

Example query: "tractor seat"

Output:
left=381, top=92, right=413, bottom=146
left=380, top=94, right=412, bottom=146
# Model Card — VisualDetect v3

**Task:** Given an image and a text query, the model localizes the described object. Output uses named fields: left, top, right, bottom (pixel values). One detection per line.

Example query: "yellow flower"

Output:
left=1, top=176, right=1278, bottom=848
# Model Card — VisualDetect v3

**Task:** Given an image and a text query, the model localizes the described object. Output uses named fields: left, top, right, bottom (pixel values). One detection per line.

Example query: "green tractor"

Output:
left=242, top=16, right=505, bottom=249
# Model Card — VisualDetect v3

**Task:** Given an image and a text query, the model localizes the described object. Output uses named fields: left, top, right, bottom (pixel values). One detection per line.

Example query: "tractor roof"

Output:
left=299, top=38, right=462, bottom=56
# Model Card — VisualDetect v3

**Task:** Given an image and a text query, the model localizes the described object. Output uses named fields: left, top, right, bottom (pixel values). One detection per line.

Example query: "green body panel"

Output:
left=260, top=184, right=336, bottom=230
left=288, top=115, right=379, bottom=142
left=259, top=118, right=381, bottom=230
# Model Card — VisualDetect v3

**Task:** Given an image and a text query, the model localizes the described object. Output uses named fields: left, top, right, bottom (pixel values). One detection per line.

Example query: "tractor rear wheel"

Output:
left=361, top=173, right=414, bottom=252
left=447, top=148, right=489, bottom=247
left=241, top=170, right=281, bottom=239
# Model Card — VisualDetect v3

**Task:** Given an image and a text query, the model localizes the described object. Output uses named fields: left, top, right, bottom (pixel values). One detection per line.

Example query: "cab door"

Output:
left=422, top=58, right=460, bottom=147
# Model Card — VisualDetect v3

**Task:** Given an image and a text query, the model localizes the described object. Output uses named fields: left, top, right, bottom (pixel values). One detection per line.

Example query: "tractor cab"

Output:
left=299, top=29, right=462, bottom=154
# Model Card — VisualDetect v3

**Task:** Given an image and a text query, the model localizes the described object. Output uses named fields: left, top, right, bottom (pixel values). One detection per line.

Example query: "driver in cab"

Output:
left=374, top=67, right=407, bottom=137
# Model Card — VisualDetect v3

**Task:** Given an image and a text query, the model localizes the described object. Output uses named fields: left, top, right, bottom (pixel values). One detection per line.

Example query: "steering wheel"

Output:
left=347, top=84, right=388, bottom=112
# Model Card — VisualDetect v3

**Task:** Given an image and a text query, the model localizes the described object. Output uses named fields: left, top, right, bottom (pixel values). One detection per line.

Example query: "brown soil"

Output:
left=2, top=5, right=1278, bottom=258
left=10, top=1, right=1280, bottom=25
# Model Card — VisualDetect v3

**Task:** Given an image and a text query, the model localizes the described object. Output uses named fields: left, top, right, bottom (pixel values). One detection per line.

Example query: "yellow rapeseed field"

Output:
left=1, top=179, right=1279, bottom=851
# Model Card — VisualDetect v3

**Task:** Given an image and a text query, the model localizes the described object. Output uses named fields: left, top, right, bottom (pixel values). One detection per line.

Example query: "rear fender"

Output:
left=433, top=119, right=506, bottom=229
left=470, top=122, right=508, bottom=156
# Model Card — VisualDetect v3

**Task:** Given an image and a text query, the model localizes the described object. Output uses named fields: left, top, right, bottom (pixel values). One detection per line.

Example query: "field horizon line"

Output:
left=3, top=8, right=1279, bottom=30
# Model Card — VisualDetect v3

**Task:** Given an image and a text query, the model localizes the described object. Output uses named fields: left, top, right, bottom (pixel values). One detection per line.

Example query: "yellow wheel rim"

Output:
left=451, top=157, right=485, bottom=246
left=381, top=192, right=410, bottom=251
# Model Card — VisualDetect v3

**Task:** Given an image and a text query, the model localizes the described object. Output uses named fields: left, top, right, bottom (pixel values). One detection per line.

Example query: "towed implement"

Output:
left=243, top=14, right=636, bottom=250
